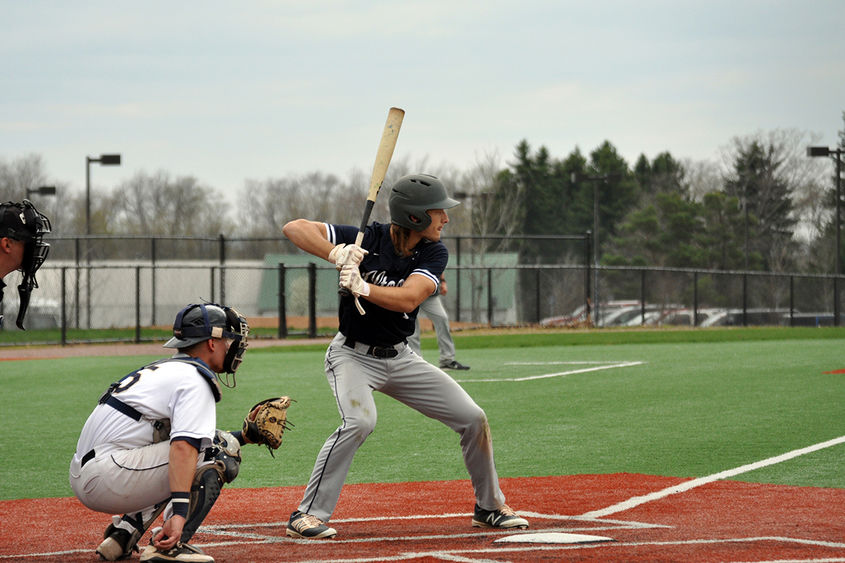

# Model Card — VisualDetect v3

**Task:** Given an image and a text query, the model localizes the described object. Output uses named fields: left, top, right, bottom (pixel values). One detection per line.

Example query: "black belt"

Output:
left=81, top=449, right=96, bottom=467
left=344, top=337, right=405, bottom=359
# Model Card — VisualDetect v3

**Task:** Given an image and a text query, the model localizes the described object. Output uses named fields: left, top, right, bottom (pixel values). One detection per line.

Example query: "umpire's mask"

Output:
left=0, top=199, right=51, bottom=330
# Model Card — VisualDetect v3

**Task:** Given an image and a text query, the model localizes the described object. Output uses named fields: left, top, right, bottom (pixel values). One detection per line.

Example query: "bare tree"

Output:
left=111, top=171, right=232, bottom=235
left=0, top=153, right=70, bottom=233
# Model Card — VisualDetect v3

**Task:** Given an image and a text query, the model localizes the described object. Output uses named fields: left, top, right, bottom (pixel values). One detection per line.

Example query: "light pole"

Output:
left=808, top=145, right=844, bottom=325
left=572, top=172, right=611, bottom=326
left=86, top=154, right=121, bottom=236
left=84, top=154, right=121, bottom=329
left=26, top=185, right=57, bottom=199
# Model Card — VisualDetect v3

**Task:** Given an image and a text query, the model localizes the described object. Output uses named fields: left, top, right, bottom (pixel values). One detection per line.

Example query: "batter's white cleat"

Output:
left=286, top=511, right=337, bottom=539
left=471, top=504, right=529, bottom=529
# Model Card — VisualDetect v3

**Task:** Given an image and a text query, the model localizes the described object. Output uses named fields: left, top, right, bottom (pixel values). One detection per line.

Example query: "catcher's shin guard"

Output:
left=180, top=464, right=225, bottom=544
left=96, top=502, right=167, bottom=561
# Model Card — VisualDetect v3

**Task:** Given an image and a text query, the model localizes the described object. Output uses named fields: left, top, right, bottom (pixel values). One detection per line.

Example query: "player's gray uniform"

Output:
left=295, top=222, right=506, bottom=522
left=408, top=293, right=457, bottom=365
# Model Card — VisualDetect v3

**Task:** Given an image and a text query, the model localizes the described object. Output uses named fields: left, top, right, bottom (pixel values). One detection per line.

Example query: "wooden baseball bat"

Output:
left=356, top=106, right=405, bottom=243
left=345, top=106, right=405, bottom=314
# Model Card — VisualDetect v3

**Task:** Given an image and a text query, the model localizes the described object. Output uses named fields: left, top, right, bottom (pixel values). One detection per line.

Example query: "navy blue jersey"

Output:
left=327, top=222, right=448, bottom=346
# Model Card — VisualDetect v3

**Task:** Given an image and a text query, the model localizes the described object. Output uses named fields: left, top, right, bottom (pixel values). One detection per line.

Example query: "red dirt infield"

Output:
left=1, top=474, right=843, bottom=562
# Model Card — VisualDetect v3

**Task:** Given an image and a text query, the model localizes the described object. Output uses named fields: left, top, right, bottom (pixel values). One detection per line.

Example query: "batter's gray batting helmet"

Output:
left=165, top=303, right=250, bottom=373
left=388, top=174, right=459, bottom=232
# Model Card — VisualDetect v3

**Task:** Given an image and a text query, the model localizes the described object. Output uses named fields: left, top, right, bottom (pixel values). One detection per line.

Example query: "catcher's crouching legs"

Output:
left=180, top=430, right=241, bottom=543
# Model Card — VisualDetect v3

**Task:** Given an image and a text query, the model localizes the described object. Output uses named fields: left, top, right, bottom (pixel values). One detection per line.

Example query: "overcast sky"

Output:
left=2, top=0, right=843, bottom=200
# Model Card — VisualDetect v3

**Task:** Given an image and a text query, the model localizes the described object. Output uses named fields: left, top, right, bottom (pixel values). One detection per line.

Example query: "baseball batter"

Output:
left=282, top=173, right=528, bottom=539
left=69, top=303, right=252, bottom=563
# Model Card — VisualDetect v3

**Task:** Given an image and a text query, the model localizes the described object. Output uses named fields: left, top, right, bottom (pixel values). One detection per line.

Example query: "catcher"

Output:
left=69, top=303, right=292, bottom=563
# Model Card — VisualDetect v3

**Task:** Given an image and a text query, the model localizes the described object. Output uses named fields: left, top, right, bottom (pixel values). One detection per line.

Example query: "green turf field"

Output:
left=2, top=327, right=844, bottom=500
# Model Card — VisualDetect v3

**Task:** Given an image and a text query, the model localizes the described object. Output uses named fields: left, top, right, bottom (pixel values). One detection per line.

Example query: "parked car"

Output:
left=699, top=308, right=791, bottom=327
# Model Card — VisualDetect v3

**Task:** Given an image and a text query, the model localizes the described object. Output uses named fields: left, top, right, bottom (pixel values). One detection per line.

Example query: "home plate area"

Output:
left=2, top=474, right=844, bottom=562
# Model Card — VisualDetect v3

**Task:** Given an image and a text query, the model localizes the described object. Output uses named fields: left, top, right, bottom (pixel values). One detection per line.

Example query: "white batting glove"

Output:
left=328, top=244, right=368, bottom=270
left=339, top=265, right=370, bottom=297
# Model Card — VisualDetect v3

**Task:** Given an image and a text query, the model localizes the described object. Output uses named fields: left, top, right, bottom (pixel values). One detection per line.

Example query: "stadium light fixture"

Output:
left=808, top=145, right=844, bottom=326
left=26, top=185, right=57, bottom=199
left=85, top=153, right=121, bottom=236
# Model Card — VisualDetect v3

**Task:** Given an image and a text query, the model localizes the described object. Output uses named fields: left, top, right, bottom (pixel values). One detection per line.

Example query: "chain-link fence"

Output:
left=1, top=233, right=842, bottom=344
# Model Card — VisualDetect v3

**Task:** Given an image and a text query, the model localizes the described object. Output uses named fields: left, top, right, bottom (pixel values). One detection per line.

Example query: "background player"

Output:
left=0, top=199, right=50, bottom=329
left=69, top=303, right=250, bottom=563
left=408, top=270, right=470, bottom=370
left=281, top=173, right=528, bottom=539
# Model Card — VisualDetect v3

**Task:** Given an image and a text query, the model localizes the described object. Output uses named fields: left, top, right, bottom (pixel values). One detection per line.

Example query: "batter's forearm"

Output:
left=282, top=219, right=334, bottom=261
left=363, top=284, right=425, bottom=313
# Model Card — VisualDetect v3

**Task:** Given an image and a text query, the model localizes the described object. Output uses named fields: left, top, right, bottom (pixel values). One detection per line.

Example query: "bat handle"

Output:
left=337, top=288, right=367, bottom=315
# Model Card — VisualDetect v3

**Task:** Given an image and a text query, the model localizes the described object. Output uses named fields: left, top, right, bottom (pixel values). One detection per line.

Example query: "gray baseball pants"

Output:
left=296, top=332, right=506, bottom=522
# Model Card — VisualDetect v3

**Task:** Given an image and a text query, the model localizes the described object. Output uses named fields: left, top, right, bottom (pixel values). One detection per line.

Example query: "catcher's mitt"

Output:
left=243, top=396, right=294, bottom=455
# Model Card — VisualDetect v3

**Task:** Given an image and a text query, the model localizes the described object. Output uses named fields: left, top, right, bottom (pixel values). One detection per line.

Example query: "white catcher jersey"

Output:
left=74, top=356, right=218, bottom=457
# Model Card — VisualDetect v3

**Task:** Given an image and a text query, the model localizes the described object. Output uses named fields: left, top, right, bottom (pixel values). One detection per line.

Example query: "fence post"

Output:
left=218, top=233, right=226, bottom=264
left=151, top=237, right=157, bottom=327
left=487, top=268, right=493, bottom=326
left=278, top=263, right=287, bottom=339
left=74, top=238, right=81, bottom=329
left=693, top=272, right=699, bottom=326
left=640, top=269, right=646, bottom=324
left=742, top=273, right=748, bottom=327
left=789, top=275, right=795, bottom=327
left=584, top=231, right=592, bottom=324
left=135, top=266, right=141, bottom=343
left=220, top=265, right=226, bottom=305
left=455, top=236, right=462, bottom=323
left=535, top=268, right=541, bottom=324
left=835, top=276, right=840, bottom=327
left=308, top=262, right=317, bottom=339
left=61, top=267, right=67, bottom=346
left=210, top=267, right=216, bottom=303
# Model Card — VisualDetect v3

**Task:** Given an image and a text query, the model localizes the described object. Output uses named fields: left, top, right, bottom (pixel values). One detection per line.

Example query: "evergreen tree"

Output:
left=723, top=140, right=797, bottom=271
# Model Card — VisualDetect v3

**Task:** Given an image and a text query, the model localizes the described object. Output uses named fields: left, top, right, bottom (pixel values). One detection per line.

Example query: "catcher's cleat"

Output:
left=96, top=525, right=134, bottom=561
left=471, top=504, right=529, bottom=529
left=139, top=542, right=213, bottom=562
left=286, top=511, right=337, bottom=539
left=440, top=360, right=470, bottom=370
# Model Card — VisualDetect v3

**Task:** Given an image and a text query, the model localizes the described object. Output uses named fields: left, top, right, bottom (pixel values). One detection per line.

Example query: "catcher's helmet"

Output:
left=164, top=303, right=250, bottom=374
left=388, top=174, right=459, bottom=232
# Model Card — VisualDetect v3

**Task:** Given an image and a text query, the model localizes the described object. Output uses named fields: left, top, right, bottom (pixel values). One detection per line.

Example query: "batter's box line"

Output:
left=456, top=361, right=645, bottom=382
left=197, top=512, right=670, bottom=545
left=263, top=537, right=845, bottom=563
left=200, top=510, right=667, bottom=531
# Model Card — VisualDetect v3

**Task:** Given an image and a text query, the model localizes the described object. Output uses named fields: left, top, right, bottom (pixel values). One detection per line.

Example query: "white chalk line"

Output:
left=0, top=511, right=660, bottom=559
left=457, top=360, right=644, bottom=382
left=9, top=536, right=844, bottom=561
left=581, top=434, right=845, bottom=519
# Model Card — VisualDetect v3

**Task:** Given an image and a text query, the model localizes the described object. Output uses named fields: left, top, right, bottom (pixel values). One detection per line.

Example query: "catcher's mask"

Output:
left=0, top=199, right=51, bottom=329
left=388, top=174, right=459, bottom=232
left=164, top=303, right=250, bottom=380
